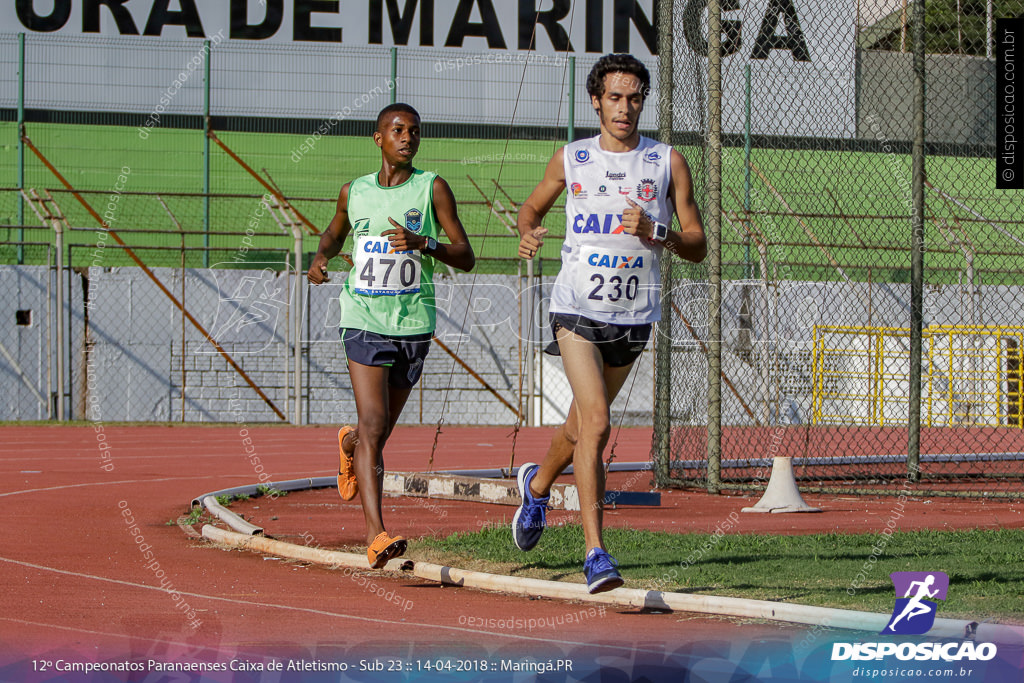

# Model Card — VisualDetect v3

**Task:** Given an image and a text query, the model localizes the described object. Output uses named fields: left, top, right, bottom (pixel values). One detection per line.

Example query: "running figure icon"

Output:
left=882, top=571, right=949, bottom=635
left=887, top=575, right=939, bottom=630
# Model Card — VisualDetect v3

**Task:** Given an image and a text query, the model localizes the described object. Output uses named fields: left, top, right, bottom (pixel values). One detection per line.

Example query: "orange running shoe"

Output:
left=367, top=531, right=407, bottom=569
left=337, top=426, right=358, bottom=501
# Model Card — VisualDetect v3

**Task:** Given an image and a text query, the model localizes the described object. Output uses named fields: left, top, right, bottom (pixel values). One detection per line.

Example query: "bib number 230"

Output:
left=579, top=247, right=651, bottom=314
left=353, top=236, right=422, bottom=296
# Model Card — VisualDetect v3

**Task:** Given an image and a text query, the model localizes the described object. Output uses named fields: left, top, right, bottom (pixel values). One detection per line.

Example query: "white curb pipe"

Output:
left=203, top=496, right=263, bottom=536
left=201, top=525, right=1021, bottom=644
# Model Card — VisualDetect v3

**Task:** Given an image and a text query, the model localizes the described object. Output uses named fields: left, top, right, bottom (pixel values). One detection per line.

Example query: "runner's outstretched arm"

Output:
left=381, top=177, right=475, bottom=272
left=666, top=149, right=707, bottom=263
left=431, top=176, right=475, bottom=272
left=308, top=182, right=352, bottom=284
left=518, top=148, right=566, bottom=259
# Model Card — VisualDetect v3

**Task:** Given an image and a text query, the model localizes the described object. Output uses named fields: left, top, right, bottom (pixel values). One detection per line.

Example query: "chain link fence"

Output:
left=5, top=12, right=1019, bottom=496
left=1, top=31, right=661, bottom=427
left=658, top=0, right=1024, bottom=498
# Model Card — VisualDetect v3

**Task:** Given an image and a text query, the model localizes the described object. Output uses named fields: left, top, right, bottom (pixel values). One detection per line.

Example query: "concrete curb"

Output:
left=199, top=525, right=1021, bottom=644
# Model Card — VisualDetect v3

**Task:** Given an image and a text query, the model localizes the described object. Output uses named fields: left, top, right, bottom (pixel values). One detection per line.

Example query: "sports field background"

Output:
left=2, top=19, right=1023, bottom=498
left=2, top=121, right=1016, bottom=285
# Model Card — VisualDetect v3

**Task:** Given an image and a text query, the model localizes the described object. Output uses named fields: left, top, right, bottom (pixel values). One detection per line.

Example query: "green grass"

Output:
left=167, top=488, right=283, bottom=525
left=256, top=484, right=288, bottom=498
left=413, top=524, right=1024, bottom=622
left=1, top=121, right=555, bottom=269
left=169, top=504, right=210, bottom=526
left=215, top=493, right=250, bottom=506
left=3, top=121, right=1021, bottom=284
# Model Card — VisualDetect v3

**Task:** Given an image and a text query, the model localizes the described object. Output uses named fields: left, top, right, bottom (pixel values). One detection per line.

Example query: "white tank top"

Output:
left=550, top=134, right=673, bottom=325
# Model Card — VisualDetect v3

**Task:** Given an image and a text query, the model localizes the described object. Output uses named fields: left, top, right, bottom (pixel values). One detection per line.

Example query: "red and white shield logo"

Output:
left=637, top=178, right=658, bottom=202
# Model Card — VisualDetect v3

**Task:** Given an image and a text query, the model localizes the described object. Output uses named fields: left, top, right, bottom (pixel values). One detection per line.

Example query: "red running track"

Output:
left=1, top=425, right=1022, bottom=682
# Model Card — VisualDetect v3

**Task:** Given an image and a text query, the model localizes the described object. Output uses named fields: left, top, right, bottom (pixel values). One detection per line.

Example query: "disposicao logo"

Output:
left=830, top=570, right=998, bottom=664
left=831, top=641, right=997, bottom=662
left=882, top=571, right=948, bottom=635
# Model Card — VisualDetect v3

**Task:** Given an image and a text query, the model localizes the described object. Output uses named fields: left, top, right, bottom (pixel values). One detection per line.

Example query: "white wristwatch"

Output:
left=651, top=223, right=669, bottom=242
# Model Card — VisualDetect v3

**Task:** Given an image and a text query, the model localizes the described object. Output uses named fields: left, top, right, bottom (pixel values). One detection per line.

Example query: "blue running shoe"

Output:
left=584, top=548, right=624, bottom=594
left=512, top=463, right=549, bottom=551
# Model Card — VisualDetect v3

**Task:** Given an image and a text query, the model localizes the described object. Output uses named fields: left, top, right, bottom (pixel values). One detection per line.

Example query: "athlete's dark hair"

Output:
left=586, top=54, right=651, bottom=100
left=376, top=103, right=420, bottom=131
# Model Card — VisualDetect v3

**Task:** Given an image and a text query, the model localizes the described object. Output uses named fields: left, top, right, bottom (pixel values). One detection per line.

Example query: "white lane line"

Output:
left=0, top=555, right=671, bottom=655
left=0, top=616, right=346, bottom=659
left=0, top=470, right=500, bottom=499
left=0, top=617, right=206, bottom=651
left=0, top=476, right=240, bottom=499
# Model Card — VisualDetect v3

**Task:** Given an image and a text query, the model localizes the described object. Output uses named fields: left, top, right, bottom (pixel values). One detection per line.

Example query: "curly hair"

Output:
left=586, top=54, right=651, bottom=100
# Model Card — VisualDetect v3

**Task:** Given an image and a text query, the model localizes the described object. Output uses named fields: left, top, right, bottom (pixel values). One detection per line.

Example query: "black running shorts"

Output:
left=544, top=312, right=652, bottom=368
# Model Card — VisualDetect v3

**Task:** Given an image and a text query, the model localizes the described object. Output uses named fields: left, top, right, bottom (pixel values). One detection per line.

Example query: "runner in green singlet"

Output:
left=308, top=103, right=475, bottom=568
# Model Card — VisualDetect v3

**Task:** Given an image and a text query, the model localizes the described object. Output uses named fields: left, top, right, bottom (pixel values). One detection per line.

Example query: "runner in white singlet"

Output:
left=513, top=54, right=707, bottom=594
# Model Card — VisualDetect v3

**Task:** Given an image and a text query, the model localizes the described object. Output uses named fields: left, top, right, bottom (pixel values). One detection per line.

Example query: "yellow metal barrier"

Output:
left=812, top=325, right=1024, bottom=428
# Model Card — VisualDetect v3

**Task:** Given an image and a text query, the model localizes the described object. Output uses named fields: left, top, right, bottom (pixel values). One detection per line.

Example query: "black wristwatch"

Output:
left=422, top=236, right=438, bottom=253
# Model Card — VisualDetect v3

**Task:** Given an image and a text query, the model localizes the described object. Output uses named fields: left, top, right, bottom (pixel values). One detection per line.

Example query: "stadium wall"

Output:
left=5, top=265, right=1021, bottom=426
left=0, top=265, right=654, bottom=426
left=0, top=265, right=59, bottom=420
left=857, top=50, right=994, bottom=146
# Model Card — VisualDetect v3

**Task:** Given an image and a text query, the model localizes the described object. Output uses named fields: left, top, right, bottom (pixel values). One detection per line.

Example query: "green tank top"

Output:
left=338, top=168, right=439, bottom=336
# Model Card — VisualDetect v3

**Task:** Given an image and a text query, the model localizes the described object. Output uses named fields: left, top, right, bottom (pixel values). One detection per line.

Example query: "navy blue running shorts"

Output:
left=340, top=328, right=432, bottom=389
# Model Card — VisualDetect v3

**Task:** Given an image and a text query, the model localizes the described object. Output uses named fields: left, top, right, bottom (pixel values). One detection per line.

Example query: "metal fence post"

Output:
left=203, top=38, right=212, bottom=269
left=907, top=0, right=927, bottom=481
left=653, top=0, right=674, bottom=486
left=568, top=55, right=575, bottom=143
left=743, top=64, right=752, bottom=279
left=390, top=47, right=398, bottom=104
left=706, top=0, right=724, bottom=494
left=179, top=214, right=186, bottom=421
left=54, top=220, right=65, bottom=421
left=525, top=258, right=535, bottom=426
left=45, top=245, right=52, bottom=420
left=17, top=33, right=25, bottom=265
left=292, top=223, right=303, bottom=425
left=284, top=251, right=292, bottom=421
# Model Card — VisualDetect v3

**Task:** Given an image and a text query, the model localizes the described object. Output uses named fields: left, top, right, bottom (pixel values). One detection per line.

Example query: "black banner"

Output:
left=997, top=17, right=1023, bottom=190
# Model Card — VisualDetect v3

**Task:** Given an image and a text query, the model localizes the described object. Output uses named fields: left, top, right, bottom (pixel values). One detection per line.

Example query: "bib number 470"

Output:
left=360, top=257, right=417, bottom=289
left=353, top=235, right=422, bottom=295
